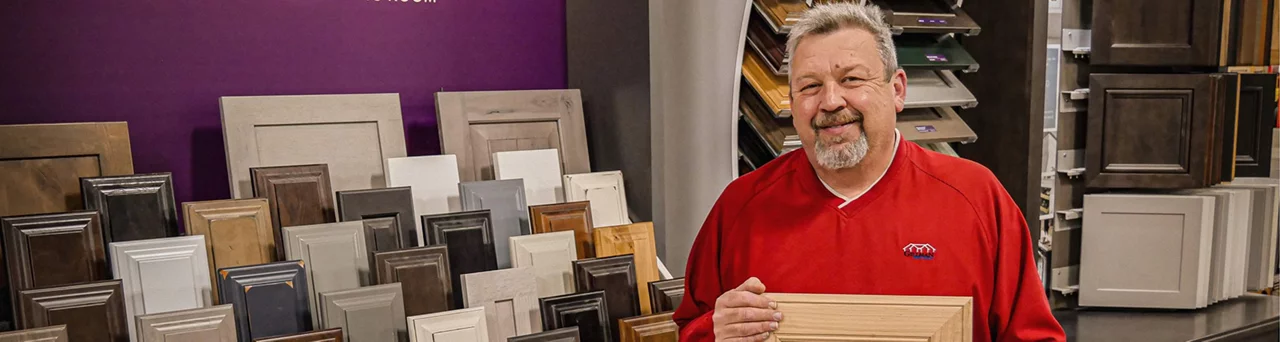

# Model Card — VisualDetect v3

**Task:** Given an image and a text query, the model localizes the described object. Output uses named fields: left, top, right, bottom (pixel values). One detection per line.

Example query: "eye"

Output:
left=799, top=83, right=820, bottom=93
left=842, top=76, right=862, bottom=83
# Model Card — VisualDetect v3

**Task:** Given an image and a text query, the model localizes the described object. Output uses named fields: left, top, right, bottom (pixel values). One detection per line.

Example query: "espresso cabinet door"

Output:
left=318, top=283, right=406, bottom=342
left=538, top=291, right=609, bottom=342
left=17, top=280, right=127, bottom=342
left=436, top=90, right=590, bottom=183
left=336, top=187, right=418, bottom=252
left=509, top=231, right=577, bottom=298
left=183, top=198, right=277, bottom=302
left=372, top=246, right=452, bottom=316
left=407, top=307, right=488, bottom=342
left=282, top=222, right=370, bottom=327
left=563, top=172, right=631, bottom=227
left=572, top=255, right=638, bottom=342
left=618, top=313, right=676, bottom=342
left=1, top=212, right=109, bottom=325
left=593, top=223, right=659, bottom=315
left=1235, top=74, right=1279, bottom=177
left=507, top=327, right=579, bottom=342
left=529, top=202, right=594, bottom=259
left=0, top=122, right=133, bottom=218
left=0, top=325, right=68, bottom=342
left=422, top=210, right=498, bottom=309
left=135, top=305, right=236, bottom=342
left=646, top=279, right=685, bottom=314
left=251, top=164, right=338, bottom=259
left=1092, top=0, right=1223, bottom=66
left=254, top=328, right=344, bottom=342
left=81, top=173, right=180, bottom=243
left=109, top=236, right=213, bottom=342
left=460, top=268, right=539, bottom=342
left=386, top=155, right=463, bottom=244
left=459, top=179, right=529, bottom=269
left=216, top=261, right=311, bottom=342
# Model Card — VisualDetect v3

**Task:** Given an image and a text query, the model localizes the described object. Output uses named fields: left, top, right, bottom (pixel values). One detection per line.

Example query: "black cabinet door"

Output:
left=1, top=211, right=110, bottom=326
left=539, top=291, right=609, bottom=342
left=1092, top=0, right=1224, bottom=66
left=336, top=186, right=418, bottom=252
left=1235, top=73, right=1279, bottom=177
left=647, top=278, right=685, bottom=314
left=216, top=261, right=311, bottom=342
left=422, top=210, right=497, bottom=309
left=372, top=246, right=453, bottom=316
left=81, top=173, right=179, bottom=244
left=572, top=255, right=638, bottom=342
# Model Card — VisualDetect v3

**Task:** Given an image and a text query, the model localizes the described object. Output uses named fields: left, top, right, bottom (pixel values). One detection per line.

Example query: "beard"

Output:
left=812, top=109, right=870, bottom=170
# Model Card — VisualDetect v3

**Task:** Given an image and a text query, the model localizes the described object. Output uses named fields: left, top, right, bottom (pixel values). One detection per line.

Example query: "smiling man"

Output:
left=672, top=3, right=1065, bottom=342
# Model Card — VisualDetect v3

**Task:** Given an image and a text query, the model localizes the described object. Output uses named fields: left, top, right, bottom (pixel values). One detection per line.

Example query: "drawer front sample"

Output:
left=336, top=187, right=418, bottom=253
left=0, top=325, right=68, bottom=342
left=618, top=313, right=676, bottom=342
left=373, top=246, right=452, bottom=316
left=1235, top=74, right=1279, bottom=177
left=1081, top=194, right=1215, bottom=309
left=135, top=305, right=236, bottom=342
left=1, top=211, right=109, bottom=324
left=216, top=261, right=311, bottom=342
left=318, top=283, right=406, bottom=342
left=18, top=280, right=128, bottom=342
left=460, top=268, right=539, bottom=342
left=251, top=164, right=338, bottom=259
left=422, top=210, right=497, bottom=309
left=593, top=223, right=659, bottom=315
left=1092, top=0, right=1223, bottom=66
left=572, top=255, right=638, bottom=340
left=904, top=69, right=977, bottom=109
left=253, top=328, right=344, bottom=342
left=493, top=149, right=565, bottom=206
left=509, top=231, right=577, bottom=298
left=81, top=173, right=180, bottom=243
left=221, top=93, right=407, bottom=198
left=538, top=291, right=609, bottom=342
left=762, top=293, right=972, bottom=342
left=182, top=198, right=277, bottom=302
left=563, top=171, right=631, bottom=227
left=529, top=202, right=595, bottom=259
left=507, top=327, right=579, bottom=342
left=109, top=236, right=213, bottom=342
left=436, top=90, right=590, bottom=183
left=894, top=35, right=979, bottom=72
left=647, top=279, right=685, bottom=314
left=459, top=179, right=529, bottom=270
left=407, top=307, right=488, bottom=342
left=386, top=155, right=463, bottom=243
left=0, top=122, right=133, bottom=218
left=282, top=222, right=370, bottom=327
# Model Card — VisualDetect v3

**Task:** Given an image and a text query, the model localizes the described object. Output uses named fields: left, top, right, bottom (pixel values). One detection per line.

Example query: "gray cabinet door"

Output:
left=1215, top=180, right=1280, bottom=291
left=336, top=187, right=418, bottom=252
left=459, top=179, right=529, bottom=269
left=407, top=307, right=489, bottom=342
left=0, top=325, right=68, bottom=342
left=283, top=221, right=370, bottom=327
left=135, top=305, right=236, bottom=342
left=318, top=283, right=407, bottom=342
left=436, top=90, right=590, bottom=182
left=461, top=268, right=540, bottom=342
left=109, top=235, right=213, bottom=342
left=903, top=69, right=977, bottom=109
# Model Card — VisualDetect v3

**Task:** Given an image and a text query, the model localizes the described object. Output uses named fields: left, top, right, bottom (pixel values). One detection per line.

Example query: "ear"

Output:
left=891, top=69, right=907, bottom=113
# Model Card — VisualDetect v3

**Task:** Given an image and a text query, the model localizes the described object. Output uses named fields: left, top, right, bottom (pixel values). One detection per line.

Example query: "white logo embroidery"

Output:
left=902, top=243, right=937, bottom=260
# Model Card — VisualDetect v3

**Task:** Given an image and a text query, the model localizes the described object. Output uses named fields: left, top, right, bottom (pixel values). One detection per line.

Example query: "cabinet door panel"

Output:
left=407, top=307, right=488, bottom=342
left=538, top=291, right=609, bottom=342
left=17, top=280, right=127, bottom=342
left=216, top=261, right=311, bottom=342
left=422, top=211, right=498, bottom=309
left=618, top=313, right=676, bottom=342
left=762, top=293, right=972, bottom=342
left=509, top=231, right=577, bottom=298
left=135, top=305, right=236, bottom=342
left=507, top=327, right=579, bottom=342
left=646, top=279, right=684, bottom=314
left=81, top=173, right=180, bottom=243
left=251, top=164, right=338, bottom=259
left=336, top=187, right=418, bottom=251
left=436, top=90, right=590, bottom=183
left=373, top=246, right=452, bottom=316
left=254, top=328, right=344, bottom=342
left=183, top=198, right=277, bottom=303
left=109, top=236, right=213, bottom=342
left=1235, top=74, right=1279, bottom=177
left=318, top=283, right=406, bottom=342
left=572, top=255, right=638, bottom=341
left=1092, top=0, right=1223, bottom=66
left=493, top=149, right=564, bottom=206
left=387, top=155, right=462, bottom=244
left=529, top=202, right=594, bottom=259
left=1, top=212, right=109, bottom=325
left=0, top=122, right=133, bottom=218
left=283, top=222, right=370, bottom=327
left=593, top=223, right=658, bottom=315
left=459, top=179, right=529, bottom=269
left=461, top=268, right=539, bottom=342
left=564, top=172, right=631, bottom=227
left=1215, top=182, right=1280, bottom=291
left=0, top=325, right=68, bottom=342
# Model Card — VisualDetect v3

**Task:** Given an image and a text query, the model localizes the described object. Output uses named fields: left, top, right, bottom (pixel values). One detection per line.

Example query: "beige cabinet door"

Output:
left=763, top=293, right=972, bottom=342
left=135, top=305, right=236, bottom=342
left=283, top=221, right=370, bottom=327
left=408, top=307, right=489, bottom=342
left=0, top=325, right=68, bottom=342
left=318, top=283, right=408, bottom=342
left=564, top=171, right=631, bottom=227
left=461, top=268, right=540, bottom=342
left=509, top=231, right=578, bottom=298
left=436, top=90, right=590, bottom=182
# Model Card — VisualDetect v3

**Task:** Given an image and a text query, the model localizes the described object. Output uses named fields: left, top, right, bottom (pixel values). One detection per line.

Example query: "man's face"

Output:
left=789, top=27, right=907, bottom=170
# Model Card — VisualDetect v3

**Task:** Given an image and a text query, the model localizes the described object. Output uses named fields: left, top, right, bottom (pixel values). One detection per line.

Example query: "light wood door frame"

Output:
left=593, top=223, right=659, bottom=315
left=182, top=198, right=276, bottom=303
left=564, top=171, right=631, bottom=227
left=529, top=202, right=595, bottom=259
left=318, top=283, right=407, bottom=342
left=435, top=89, right=590, bottom=183
left=763, top=293, right=972, bottom=342
left=618, top=312, right=676, bottom=342
left=282, top=221, right=370, bottom=327
left=460, top=267, right=540, bottom=342
left=134, top=305, right=236, bottom=342
left=509, top=231, right=578, bottom=298
left=0, top=122, right=133, bottom=218
left=109, top=236, right=213, bottom=342
left=407, top=307, right=490, bottom=342
left=0, top=325, right=69, bottom=342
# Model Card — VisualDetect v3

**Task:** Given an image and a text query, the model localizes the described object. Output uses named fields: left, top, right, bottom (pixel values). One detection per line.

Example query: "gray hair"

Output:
left=785, top=2, right=899, bottom=80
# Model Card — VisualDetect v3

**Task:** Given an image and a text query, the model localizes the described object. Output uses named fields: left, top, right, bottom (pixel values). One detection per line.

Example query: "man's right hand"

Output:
left=712, top=277, right=782, bottom=341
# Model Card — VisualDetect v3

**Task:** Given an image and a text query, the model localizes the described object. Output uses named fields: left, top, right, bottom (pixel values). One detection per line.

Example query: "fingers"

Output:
left=722, top=321, right=777, bottom=340
left=719, top=290, right=776, bottom=309
left=736, top=277, right=767, bottom=294
left=722, top=332, right=773, bottom=342
left=719, top=308, right=781, bottom=323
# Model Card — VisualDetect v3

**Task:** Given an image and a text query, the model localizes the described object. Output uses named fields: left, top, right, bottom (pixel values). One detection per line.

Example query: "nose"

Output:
left=818, top=86, right=846, bottom=114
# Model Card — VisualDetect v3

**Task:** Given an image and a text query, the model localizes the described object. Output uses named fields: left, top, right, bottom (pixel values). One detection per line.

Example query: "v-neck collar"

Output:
left=816, top=130, right=902, bottom=209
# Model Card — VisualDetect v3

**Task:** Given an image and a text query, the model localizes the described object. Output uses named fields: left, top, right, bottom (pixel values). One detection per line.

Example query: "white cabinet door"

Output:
left=564, top=171, right=631, bottom=227
left=494, top=149, right=564, bottom=206
left=1216, top=180, right=1279, bottom=291
left=509, top=231, right=577, bottom=298
left=283, top=221, right=370, bottom=327
left=388, top=155, right=463, bottom=242
left=110, top=236, right=212, bottom=342
left=461, top=268, right=540, bottom=342
left=408, top=307, right=489, bottom=342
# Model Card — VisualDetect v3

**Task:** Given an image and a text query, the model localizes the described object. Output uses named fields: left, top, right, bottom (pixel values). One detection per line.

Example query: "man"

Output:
left=672, top=3, right=1065, bottom=341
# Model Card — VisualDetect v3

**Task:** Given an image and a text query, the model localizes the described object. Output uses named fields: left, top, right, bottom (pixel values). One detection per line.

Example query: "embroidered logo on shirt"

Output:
left=903, top=243, right=937, bottom=260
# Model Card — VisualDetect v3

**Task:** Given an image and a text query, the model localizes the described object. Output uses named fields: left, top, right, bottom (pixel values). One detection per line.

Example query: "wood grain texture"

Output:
left=135, top=305, right=236, bottom=342
left=81, top=173, right=180, bottom=244
left=253, top=328, right=344, bottom=342
left=745, top=9, right=788, bottom=76
left=1236, top=73, right=1278, bottom=177
left=592, top=223, right=658, bottom=315
left=563, top=172, right=631, bottom=228
left=751, top=0, right=806, bottom=33
left=183, top=198, right=276, bottom=303
left=618, top=313, right=676, bottom=342
left=386, top=155, right=462, bottom=245
left=407, top=307, right=488, bottom=342
left=109, top=236, right=213, bottom=342
left=1092, top=0, right=1223, bottom=66
left=421, top=210, right=498, bottom=309
left=507, top=327, right=578, bottom=342
left=646, top=279, right=684, bottom=314
left=1, top=211, right=109, bottom=326
left=317, top=283, right=406, bottom=342
left=461, top=268, right=540, bottom=342
left=282, top=221, right=370, bottom=327
left=740, top=86, right=799, bottom=157
left=742, top=46, right=790, bottom=118
left=905, top=69, right=978, bottom=109
left=251, top=164, right=337, bottom=259
left=572, top=255, right=638, bottom=342
left=0, top=122, right=133, bottom=218
left=509, top=231, right=577, bottom=298
left=336, top=186, right=418, bottom=252
left=216, top=261, right=311, bottom=342
left=435, top=90, right=590, bottom=183
left=538, top=291, right=609, bottom=342
left=373, top=246, right=453, bottom=316
left=17, top=280, right=128, bottom=342
left=459, top=179, right=529, bottom=269
left=0, top=325, right=68, bottom=342
left=529, top=202, right=595, bottom=259
left=762, top=293, right=972, bottom=342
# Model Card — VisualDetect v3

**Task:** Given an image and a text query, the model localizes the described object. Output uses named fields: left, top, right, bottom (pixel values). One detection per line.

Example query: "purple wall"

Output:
left=0, top=0, right=567, bottom=206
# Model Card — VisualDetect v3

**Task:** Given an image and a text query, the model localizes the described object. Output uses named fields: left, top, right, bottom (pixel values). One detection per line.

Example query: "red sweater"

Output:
left=673, top=137, right=1065, bottom=341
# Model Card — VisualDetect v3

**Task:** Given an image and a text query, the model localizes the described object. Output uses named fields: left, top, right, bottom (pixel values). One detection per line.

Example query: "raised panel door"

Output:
left=253, top=328, right=344, bottom=342
left=572, top=256, right=638, bottom=342
left=251, top=164, right=337, bottom=259
left=336, top=187, right=418, bottom=251
left=317, top=283, right=406, bottom=342
left=762, top=293, right=972, bottom=342
left=467, top=123, right=561, bottom=182
left=0, top=122, right=133, bottom=218
left=81, top=173, right=180, bottom=243
left=1092, top=0, right=1223, bottom=66
left=386, top=155, right=462, bottom=244
left=109, top=236, right=213, bottom=342
left=509, top=231, right=577, bottom=298
left=508, top=327, right=579, bottom=342
left=459, top=179, right=529, bottom=269
left=460, top=268, right=539, bottom=342
left=407, top=307, right=488, bottom=342
left=1, top=211, right=109, bottom=325
left=538, top=291, right=609, bottom=342
left=17, top=280, right=127, bottom=342
left=372, top=246, right=452, bottom=316
left=1235, top=74, right=1279, bottom=177
left=435, top=90, right=590, bottom=183
left=529, top=202, right=594, bottom=259
left=493, top=149, right=564, bottom=206
left=618, top=313, right=676, bottom=342
left=563, top=172, right=631, bottom=227
left=0, top=325, right=68, bottom=342
left=646, top=279, right=684, bottom=314
left=216, top=261, right=311, bottom=342
left=282, top=222, right=370, bottom=327
left=592, top=223, right=658, bottom=315
left=183, top=198, right=277, bottom=303
left=135, top=305, right=236, bottom=342
left=422, top=211, right=497, bottom=309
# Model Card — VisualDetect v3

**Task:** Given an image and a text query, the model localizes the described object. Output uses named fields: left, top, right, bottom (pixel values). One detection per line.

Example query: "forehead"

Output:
left=790, top=27, right=884, bottom=75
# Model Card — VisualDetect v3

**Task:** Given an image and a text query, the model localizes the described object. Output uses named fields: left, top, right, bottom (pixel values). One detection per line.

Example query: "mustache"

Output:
left=811, top=109, right=863, bottom=130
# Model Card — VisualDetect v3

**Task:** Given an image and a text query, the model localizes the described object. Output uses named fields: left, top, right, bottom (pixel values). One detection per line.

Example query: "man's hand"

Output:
left=713, top=277, right=781, bottom=341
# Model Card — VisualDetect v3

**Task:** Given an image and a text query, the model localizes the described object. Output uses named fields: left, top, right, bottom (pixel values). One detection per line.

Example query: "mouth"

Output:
left=816, top=118, right=861, bottom=136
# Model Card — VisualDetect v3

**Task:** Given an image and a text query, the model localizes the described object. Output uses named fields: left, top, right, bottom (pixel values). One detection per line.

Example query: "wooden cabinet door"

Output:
left=18, top=280, right=127, bottom=342
left=509, top=231, right=577, bottom=298
left=386, top=155, right=463, bottom=242
left=0, top=122, right=133, bottom=218
left=221, top=93, right=407, bottom=198
left=762, top=293, right=972, bottom=342
left=251, top=164, right=338, bottom=259
left=1092, top=0, right=1223, bottom=66
left=572, top=255, right=638, bottom=341
left=81, top=173, right=180, bottom=243
left=254, top=328, right=344, bottom=342
left=407, top=307, right=488, bottom=342
left=460, top=268, right=539, bottom=342
left=459, top=179, right=529, bottom=269
left=109, top=236, right=213, bottom=341
left=619, top=313, right=676, bottom=342
left=436, top=90, right=590, bottom=183
left=336, top=187, right=418, bottom=252
left=529, top=202, right=595, bottom=259
left=563, top=172, right=631, bottom=227
left=1, top=211, right=109, bottom=325
left=372, top=246, right=452, bottom=316
left=0, top=325, right=68, bottom=342
left=593, top=223, right=658, bottom=315
left=1235, top=74, right=1279, bottom=177
left=646, top=279, right=684, bottom=314
left=494, top=149, right=565, bottom=206
left=538, top=291, right=609, bottom=342
left=282, top=222, right=370, bottom=327
left=317, top=283, right=406, bottom=342
left=421, top=211, right=498, bottom=309
left=508, top=327, right=579, bottom=342
left=183, top=198, right=277, bottom=302
left=135, top=305, right=236, bottom=342
left=216, top=261, right=311, bottom=342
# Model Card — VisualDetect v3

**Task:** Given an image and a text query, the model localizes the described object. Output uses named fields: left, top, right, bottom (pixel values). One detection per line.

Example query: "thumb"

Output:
left=736, top=277, right=767, bottom=294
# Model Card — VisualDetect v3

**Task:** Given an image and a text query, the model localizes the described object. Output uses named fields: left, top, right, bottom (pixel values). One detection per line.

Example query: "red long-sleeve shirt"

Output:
left=673, top=137, right=1065, bottom=341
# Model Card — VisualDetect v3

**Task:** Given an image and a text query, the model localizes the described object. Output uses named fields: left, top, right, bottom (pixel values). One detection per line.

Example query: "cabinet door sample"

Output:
left=509, top=231, right=577, bottom=298
left=109, top=236, right=213, bottom=341
left=422, top=210, right=498, bottom=309
left=1235, top=74, right=1279, bottom=177
left=135, top=305, right=236, bottom=342
left=81, top=173, right=180, bottom=243
left=745, top=10, right=788, bottom=76
left=407, top=307, right=488, bottom=342
left=618, top=313, right=676, bottom=342
left=904, top=69, right=977, bottom=109
left=1, top=211, right=109, bottom=324
left=282, top=222, right=370, bottom=327
left=459, top=179, right=529, bottom=269
left=436, top=90, right=590, bottom=183
left=529, top=202, right=594, bottom=259
left=751, top=0, right=805, bottom=34
left=253, top=328, right=343, bottom=342
left=592, top=223, right=658, bottom=315
left=572, top=255, right=638, bottom=340
left=1169, top=190, right=1237, bottom=302
left=0, top=325, right=68, bottom=342
left=646, top=279, right=684, bottom=314
left=0, top=122, right=133, bottom=217
left=373, top=246, right=452, bottom=316
left=336, top=187, right=418, bottom=252
left=1081, top=194, right=1215, bottom=309
left=387, top=155, right=462, bottom=242
left=317, top=283, right=406, bottom=342
left=762, top=293, right=972, bottom=342
left=538, top=291, right=609, bottom=342
left=183, top=198, right=277, bottom=302
left=461, top=268, right=539, bottom=342
left=894, top=35, right=978, bottom=72
left=742, top=47, right=791, bottom=118
left=17, top=280, right=127, bottom=342
left=221, top=93, right=407, bottom=198
left=216, top=261, right=311, bottom=342
left=1215, top=182, right=1280, bottom=291
left=564, top=172, right=631, bottom=228
left=873, top=0, right=980, bottom=36
left=1092, top=0, right=1223, bottom=66
left=740, top=88, right=800, bottom=156
left=493, top=149, right=564, bottom=206
left=897, top=107, right=977, bottom=144
left=251, top=164, right=338, bottom=259
left=507, top=327, right=578, bottom=342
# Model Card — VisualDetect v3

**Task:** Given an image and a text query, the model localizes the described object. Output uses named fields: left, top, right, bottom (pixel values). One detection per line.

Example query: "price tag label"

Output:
left=926, top=54, right=949, bottom=63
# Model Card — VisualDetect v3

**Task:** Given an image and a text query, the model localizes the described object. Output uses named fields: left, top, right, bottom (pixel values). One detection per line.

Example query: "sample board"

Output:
left=251, top=164, right=338, bottom=259
left=282, top=221, right=370, bottom=327
left=539, top=291, right=609, bottom=342
left=17, top=280, right=128, bottom=342
left=1, top=211, right=109, bottom=324
left=593, top=223, right=659, bottom=314
left=422, top=210, right=498, bottom=309
left=436, top=90, right=591, bottom=182
left=563, top=171, right=631, bottom=227
left=529, top=202, right=595, bottom=259
left=494, top=149, right=565, bottom=206
left=318, top=283, right=407, bottom=342
left=509, top=231, right=578, bottom=298
left=0, top=122, right=133, bottom=218
left=459, top=179, right=529, bottom=269
left=373, top=246, right=453, bottom=316
left=182, top=198, right=276, bottom=302
left=407, top=307, right=489, bottom=342
left=134, top=305, right=236, bottom=342
left=336, top=186, right=419, bottom=252
left=81, top=173, right=180, bottom=244
left=461, top=267, right=541, bottom=342
left=215, top=261, right=312, bottom=341
left=763, top=293, right=972, bottom=342
left=109, top=236, right=213, bottom=342
left=387, top=155, right=463, bottom=243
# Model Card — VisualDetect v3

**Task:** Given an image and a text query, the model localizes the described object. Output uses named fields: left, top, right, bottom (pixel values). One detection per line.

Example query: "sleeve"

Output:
left=673, top=199, right=730, bottom=342
left=989, top=188, right=1066, bottom=342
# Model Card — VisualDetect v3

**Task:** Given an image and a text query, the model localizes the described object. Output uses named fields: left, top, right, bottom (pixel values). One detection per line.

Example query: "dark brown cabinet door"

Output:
left=422, top=210, right=497, bottom=309
left=1235, top=73, right=1279, bottom=177
left=1092, top=0, right=1223, bottom=66
left=81, top=173, right=180, bottom=243
left=336, top=187, right=417, bottom=252
left=1, top=212, right=109, bottom=325
left=573, top=255, right=638, bottom=342
left=0, top=122, right=133, bottom=218
left=252, top=328, right=343, bottom=342
left=529, top=202, right=594, bottom=259
left=539, top=291, right=609, bottom=342
left=17, top=280, right=127, bottom=342
left=508, top=327, right=580, bottom=342
left=217, top=261, right=311, bottom=342
left=0, top=325, right=69, bottom=342
left=372, top=246, right=452, bottom=316
left=250, top=164, right=337, bottom=259
left=647, top=278, right=685, bottom=314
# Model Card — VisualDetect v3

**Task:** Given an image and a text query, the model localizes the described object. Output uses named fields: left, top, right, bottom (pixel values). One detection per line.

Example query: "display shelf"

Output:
left=873, top=0, right=981, bottom=36
left=897, top=106, right=978, bottom=144
left=904, top=69, right=979, bottom=109
left=895, top=35, right=980, bottom=72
